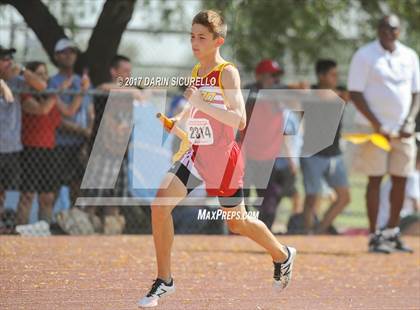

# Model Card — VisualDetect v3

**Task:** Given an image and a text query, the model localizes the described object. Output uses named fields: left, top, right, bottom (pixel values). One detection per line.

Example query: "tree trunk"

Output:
left=0, top=0, right=66, bottom=65
left=1, top=0, right=136, bottom=86
left=75, top=0, right=136, bottom=86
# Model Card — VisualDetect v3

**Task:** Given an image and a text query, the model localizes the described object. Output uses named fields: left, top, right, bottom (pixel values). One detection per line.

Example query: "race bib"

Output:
left=187, top=118, right=214, bottom=145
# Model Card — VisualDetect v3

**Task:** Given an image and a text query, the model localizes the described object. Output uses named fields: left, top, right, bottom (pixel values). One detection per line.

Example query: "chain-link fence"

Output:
left=0, top=76, right=376, bottom=237
left=0, top=82, right=243, bottom=234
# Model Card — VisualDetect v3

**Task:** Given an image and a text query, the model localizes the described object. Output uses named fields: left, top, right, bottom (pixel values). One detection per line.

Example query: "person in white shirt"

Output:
left=348, top=14, right=419, bottom=253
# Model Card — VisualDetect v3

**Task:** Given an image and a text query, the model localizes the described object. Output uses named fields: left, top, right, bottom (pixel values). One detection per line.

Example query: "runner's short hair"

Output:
left=192, top=10, right=227, bottom=39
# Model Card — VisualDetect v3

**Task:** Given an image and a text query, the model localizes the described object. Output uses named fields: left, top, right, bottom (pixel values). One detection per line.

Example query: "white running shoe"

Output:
left=273, top=246, right=297, bottom=290
left=138, top=278, right=175, bottom=308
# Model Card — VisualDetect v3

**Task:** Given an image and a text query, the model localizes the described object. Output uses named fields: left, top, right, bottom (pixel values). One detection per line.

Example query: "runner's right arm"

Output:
left=171, top=103, right=191, bottom=124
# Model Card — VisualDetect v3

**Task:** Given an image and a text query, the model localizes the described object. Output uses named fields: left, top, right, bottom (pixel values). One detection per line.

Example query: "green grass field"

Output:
left=274, top=173, right=369, bottom=231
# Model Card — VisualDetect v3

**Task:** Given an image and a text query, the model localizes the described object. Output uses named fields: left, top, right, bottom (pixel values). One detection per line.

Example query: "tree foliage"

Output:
left=203, top=0, right=420, bottom=73
left=0, top=0, right=137, bottom=86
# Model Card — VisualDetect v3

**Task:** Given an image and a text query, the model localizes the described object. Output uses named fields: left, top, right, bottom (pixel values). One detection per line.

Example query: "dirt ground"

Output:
left=1, top=235, right=419, bottom=310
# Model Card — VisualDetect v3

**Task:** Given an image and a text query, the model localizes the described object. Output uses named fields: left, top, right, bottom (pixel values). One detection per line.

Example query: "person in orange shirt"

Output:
left=241, top=59, right=302, bottom=231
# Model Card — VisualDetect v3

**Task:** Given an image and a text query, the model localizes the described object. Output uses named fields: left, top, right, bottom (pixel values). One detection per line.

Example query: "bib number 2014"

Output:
left=187, top=118, right=214, bottom=145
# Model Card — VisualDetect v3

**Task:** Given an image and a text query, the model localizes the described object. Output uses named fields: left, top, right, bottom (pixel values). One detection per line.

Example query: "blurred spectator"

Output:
left=83, top=55, right=139, bottom=234
left=377, top=149, right=420, bottom=232
left=274, top=109, right=303, bottom=216
left=301, top=59, right=350, bottom=234
left=241, top=59, right=288, bottom=230
left=49, top=38, right=93, bottom=206
left=348, top=15, right=419, bottom=253
left=16, top=61, right=85, bottom=225
left=0, top=46, right=46, bottom=218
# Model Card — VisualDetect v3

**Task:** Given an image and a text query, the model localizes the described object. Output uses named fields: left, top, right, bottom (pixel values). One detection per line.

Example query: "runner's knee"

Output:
left=151, top=202, right=173, bottom=220
left=226, top=218, right=247, bottom=234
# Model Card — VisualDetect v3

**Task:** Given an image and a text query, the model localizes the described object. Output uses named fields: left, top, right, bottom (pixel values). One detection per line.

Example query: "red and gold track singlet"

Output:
left=186, top=62, right=244, bottom=196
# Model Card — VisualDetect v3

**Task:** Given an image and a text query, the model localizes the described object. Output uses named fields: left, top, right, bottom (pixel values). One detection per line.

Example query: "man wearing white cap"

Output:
left=348, top=15, right=419, bottom=253
left=49, top=38, right=94, bottom=206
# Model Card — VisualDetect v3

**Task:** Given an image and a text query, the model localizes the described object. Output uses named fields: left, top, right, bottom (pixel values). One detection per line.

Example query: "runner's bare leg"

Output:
left=222, top=202, right=288, bottom=262
left=151, top=173, right=187, bottom=282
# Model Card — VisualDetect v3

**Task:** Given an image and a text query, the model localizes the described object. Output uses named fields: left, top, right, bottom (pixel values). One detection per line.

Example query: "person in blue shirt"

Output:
left=0, top=45, right=47, bottom=221
left=49, top=39, right=94, bottom=206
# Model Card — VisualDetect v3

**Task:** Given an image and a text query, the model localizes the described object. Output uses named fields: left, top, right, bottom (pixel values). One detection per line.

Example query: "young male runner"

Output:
left=138, top=10, right=296, bottom=308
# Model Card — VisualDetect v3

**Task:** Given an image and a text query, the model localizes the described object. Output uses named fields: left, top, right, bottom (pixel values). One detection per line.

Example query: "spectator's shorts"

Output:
left=168, top=161, right=244, bottom=208
left=353, top=136, right=416, bottom=177
left=300, top=154, right=349, bottom=195
left=53, top=146, right=85, bottom=186
left=20, top=147, right=58, bottom=193
left=271, top=166, right=297, bottom=197
left=82, top=155, right=129, bottom=198
left=0, top=152, right=21, bottom=191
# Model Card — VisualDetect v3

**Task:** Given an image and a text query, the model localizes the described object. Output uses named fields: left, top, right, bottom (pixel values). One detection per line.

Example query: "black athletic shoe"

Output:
left=327, top=225, right=340, bottom=235
left=386, top=233, right=413, bottom=253
left=368, top=233, right=394, bottom=254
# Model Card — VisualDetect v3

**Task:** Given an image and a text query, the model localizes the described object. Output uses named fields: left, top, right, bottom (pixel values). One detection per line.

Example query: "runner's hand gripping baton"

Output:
left=156, top=113, right=190, bottom=162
